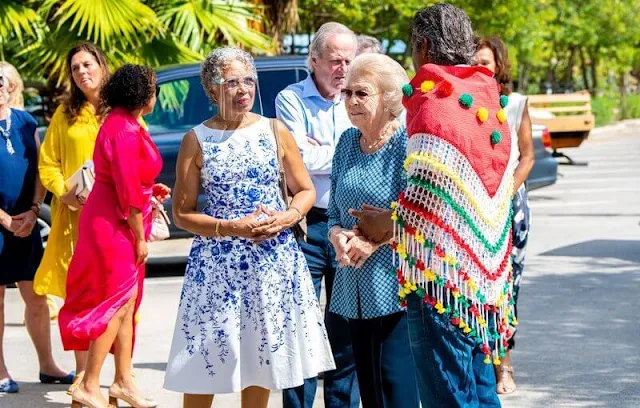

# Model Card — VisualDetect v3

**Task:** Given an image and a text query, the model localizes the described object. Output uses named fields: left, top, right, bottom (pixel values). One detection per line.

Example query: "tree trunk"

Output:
left=590, top=46, right=600, bottom=94
left=564, top=45, right=576, bottom=92
left=579, top=47, right=591, bottom=93
left=619, top=71, right=627, bottom=119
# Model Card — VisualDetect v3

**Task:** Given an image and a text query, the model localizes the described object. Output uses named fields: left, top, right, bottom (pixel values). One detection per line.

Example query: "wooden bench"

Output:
left=527, top=91, right=595, bottom=165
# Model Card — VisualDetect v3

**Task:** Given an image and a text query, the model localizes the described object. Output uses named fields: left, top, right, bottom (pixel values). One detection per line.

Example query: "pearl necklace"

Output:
left=361, top=121, right=395, bottom=152
left=0, top=107, right=14, bottom=155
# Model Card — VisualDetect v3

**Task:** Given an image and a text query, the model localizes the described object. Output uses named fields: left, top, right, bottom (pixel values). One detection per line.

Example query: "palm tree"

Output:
left=0, top=0, right=275, bottom=85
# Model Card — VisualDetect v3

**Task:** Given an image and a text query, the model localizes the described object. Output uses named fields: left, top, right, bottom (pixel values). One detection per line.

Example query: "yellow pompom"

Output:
left=404, top=282, right=411, bottom=288
left=404, top=287, right=412, bottom=294
left=477, top=107, right=489, bottom=123
left=452, top=291, right=461, bottom=299
left=484, top=355, right=491, bottom=364
left=496, top=109, right=507, bottom=124
left=391, top=213, right=398, bottom=222
left=411, top=285, right=418, bottom=291
left=420, top=80, right=435, bottom=93
left=398, top=289, right=406, bottom=298
left=390, top=201, right=398, bottom=209
left=458, top=321, right=467, bottom=329
left=512, top=317, right=519, bottom=326
left=493, top=357, right=501, bottom=365
left=463, top=326, right=472, bottom=334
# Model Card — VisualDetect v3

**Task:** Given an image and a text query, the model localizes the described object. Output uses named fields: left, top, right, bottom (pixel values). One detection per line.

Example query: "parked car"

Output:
left=527, top=123, right=558, bottom=190
left=33, top=57, right=557, bottom=240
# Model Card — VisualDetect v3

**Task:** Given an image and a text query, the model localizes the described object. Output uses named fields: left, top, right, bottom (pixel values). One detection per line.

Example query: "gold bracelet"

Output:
left=290, top=206, right=303, bottom=222
left=215, top=220, right=221, bottom=236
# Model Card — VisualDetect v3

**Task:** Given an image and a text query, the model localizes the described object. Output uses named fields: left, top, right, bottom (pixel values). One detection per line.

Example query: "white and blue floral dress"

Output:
left=164, top=117, right=335, bottom=394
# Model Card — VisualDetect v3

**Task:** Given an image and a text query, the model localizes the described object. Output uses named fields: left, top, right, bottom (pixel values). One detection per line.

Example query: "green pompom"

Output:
left=459, top=93, right=474, bottom=108
left=402, top=83, right=414, bottom=97
left=499, top=95, right=509, bottom=108
left=491, top=130, right=502, bottom=145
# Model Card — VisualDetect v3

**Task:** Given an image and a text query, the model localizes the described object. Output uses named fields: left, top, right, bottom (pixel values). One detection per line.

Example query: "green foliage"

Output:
left=0, top=0, right=274, bottom=85
left=591, top=96, right=618, bottom=127
left=623, top=95, right=640, bottom=120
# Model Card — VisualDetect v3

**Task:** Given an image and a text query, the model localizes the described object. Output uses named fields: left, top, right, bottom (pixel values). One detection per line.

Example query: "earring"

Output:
left=383, top=107, right=389, bottom=112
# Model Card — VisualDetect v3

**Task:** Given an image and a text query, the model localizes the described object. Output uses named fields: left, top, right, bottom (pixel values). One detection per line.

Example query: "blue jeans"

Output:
left=349, top=312, right=419, bottom=408
left=406, top=295, right=501, bottom=408
left=283, top=209, right=360, bottom=408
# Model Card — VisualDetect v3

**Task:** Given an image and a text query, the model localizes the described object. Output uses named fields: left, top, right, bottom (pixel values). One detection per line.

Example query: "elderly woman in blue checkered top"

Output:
left=327, top=53, right=419, bottom=408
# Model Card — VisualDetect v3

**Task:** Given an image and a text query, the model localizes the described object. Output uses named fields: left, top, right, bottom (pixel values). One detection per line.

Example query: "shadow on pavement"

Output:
left=134, top=362, right=167, bottom=372
left=502, top=255, right=640, bottom=407
left=0, top=382, right=70, bottom=407
left=540, top=239, right=640, bottom=263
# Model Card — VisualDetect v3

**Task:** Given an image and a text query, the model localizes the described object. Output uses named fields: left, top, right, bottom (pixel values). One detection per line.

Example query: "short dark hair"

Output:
left=476, top=36, right=512, bottom=95
left=411, top=3, right=475, bottom=66
left=102, top=64, right=156, bottom=112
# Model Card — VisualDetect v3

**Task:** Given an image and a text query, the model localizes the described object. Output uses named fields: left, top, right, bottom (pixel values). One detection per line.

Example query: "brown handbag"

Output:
left=270, top=119, right=307, bottom=241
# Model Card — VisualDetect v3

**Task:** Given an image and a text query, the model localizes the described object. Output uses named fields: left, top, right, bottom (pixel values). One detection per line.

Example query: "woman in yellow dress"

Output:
left=34, top=42, right=110, bottom=388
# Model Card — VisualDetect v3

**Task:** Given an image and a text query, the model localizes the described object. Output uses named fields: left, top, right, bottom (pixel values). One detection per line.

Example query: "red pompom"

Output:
left=438, top=81, right=454, bottom=97
left=451, top=317, right=461, bottom=326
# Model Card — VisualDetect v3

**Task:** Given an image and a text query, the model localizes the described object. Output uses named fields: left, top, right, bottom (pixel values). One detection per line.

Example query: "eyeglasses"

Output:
left=341, top=89, right=379, bottom=102
left=0, top=76, right=4, bottom=89
left=217, top=77, right=256, bottom=90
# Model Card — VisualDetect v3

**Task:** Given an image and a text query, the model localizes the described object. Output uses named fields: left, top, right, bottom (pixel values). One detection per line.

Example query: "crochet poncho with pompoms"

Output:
left=393, top=63, right=515, bottom=365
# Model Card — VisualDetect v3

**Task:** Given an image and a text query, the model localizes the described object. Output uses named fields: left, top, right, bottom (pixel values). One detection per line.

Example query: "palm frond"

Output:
left=40, top=0, right=163, bottom=49
left=155, top=0, right=274, bottom=54
left=0, top=0, right=40, bottom=44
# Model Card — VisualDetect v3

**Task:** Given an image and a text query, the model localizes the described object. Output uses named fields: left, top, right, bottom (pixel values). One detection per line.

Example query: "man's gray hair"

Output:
left=356, top=35, right=383, bottom=55
left=201, top=47, right=257, bottom=96
left=411, top=3, right=475, bottom=66
left=307, top=22, right=357, bottom=71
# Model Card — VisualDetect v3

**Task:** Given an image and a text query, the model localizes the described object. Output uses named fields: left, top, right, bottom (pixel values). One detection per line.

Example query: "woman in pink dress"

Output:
left=58, top=64, right=170, bottom=408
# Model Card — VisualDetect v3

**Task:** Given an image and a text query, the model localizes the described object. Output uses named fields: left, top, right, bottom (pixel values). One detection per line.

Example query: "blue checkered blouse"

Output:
left=327, top=126, right=407, bottom=319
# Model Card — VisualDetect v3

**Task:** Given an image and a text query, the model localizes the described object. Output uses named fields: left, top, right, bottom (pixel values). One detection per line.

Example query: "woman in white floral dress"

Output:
left=164, top=47, right=335, bottom=408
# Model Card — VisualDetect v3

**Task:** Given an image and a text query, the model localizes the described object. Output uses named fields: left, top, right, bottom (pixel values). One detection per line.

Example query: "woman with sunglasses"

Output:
left=326, top=53, right=419, bottom=408
left=164, top=47, right=334, bottom=408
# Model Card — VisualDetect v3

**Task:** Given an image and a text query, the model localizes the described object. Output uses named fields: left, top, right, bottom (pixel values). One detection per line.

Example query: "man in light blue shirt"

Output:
left=276, top=22, right=359, bottom=408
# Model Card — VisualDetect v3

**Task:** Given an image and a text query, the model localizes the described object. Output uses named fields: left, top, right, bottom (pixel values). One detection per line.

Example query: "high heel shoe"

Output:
left=108, top=383, right=158, bottom=408
left=70, top=386, right=113, bottom=408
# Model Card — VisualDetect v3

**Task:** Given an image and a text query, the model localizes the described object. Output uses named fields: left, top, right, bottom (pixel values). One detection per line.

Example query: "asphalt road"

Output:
left=2, top=120, right=639, bottom=407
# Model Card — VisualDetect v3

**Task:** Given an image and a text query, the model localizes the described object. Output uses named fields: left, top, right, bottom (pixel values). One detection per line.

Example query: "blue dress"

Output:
left=327, top=126, right=408, bottom=319
left=164, top=117, right=335, bottom=394
left=0, top=109, right=43, bottom=285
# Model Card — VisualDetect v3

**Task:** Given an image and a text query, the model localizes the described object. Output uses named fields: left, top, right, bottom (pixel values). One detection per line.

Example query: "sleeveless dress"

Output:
left=164, top=117, right=335, bottom=394
left=0, top=109, right=42, bottom=285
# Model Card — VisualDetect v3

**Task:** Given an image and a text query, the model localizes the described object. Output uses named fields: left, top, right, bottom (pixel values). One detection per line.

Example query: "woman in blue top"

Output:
left=327, top=53, right=419, bottom=408
left=0, top=63, right=73, bottom=394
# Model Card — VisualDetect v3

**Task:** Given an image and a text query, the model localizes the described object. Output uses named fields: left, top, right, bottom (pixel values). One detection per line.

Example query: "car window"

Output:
left=146, top=76, right=261, bottom=134
left=258, top=69, right=308, bottom=118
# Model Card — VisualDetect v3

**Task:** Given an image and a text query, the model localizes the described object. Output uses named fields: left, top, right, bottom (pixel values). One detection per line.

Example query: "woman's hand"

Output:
left=250, top=207, right=300, bottom=241
left=349, top=204, right=394, bottom=244
left=229, top=206, right=270, bottom=240
left=135, top=239, right=149, bottom=265
left=345, top=235, right=380, bottom=269
left=329, top=227, right=356, bottom=267
left=0, top=212, right=22, bottom=233
left=60, top=188, right=84, bottom=209
left=11, top=210, right=38, bottom=238
left=153, top=183, right=172, bottom=203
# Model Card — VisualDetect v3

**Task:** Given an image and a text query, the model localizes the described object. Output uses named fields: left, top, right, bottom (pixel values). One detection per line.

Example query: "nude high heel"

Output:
left=108, top=383, right=158, bottom=408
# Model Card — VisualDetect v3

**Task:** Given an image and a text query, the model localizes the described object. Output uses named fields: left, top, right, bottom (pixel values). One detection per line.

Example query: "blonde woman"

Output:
left=0, top=62, right=72, bottom=394
left=0, top=61, right=60, bottom=320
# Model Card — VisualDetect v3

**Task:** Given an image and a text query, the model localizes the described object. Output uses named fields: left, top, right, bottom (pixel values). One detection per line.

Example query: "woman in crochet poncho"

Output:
left=351, top=4, right=514, bottom=407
